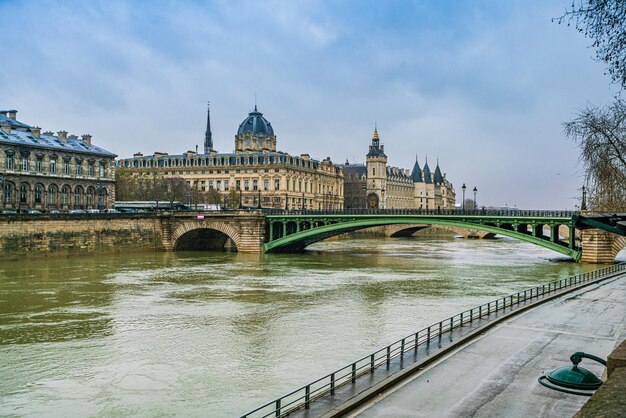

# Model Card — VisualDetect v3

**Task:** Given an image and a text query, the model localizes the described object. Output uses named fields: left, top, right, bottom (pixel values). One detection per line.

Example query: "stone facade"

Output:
left=342, top=128, right=456, bottom=209
left=0, top=110, right=116, bottom=211
left=0, top=214, right=161, bottom=257
left=117, top=104, right=344, bottom=210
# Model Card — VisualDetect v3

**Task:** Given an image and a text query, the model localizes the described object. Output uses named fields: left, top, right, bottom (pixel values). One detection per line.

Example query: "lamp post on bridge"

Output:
left=301, top=191, right=305, bottom=210
left=473, top=186, right=477, bottom=210
left=257, top=189, right=261, bottom=209
left=238, top=187, right=242, bottom=209
left=461, top=183, right=466, bottom=211
left=581, top=185, right=587, bottom=211
left=0, top=173, right=4, bottom=209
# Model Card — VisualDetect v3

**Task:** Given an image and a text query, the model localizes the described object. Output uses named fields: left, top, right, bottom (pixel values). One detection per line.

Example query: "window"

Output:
left=74, top=189, right=82, bottom=205
left=274, top=179, right=280, bottom=190
left=253, top=179, right=258, bottom=191
left=88, top=164, right=94, bottom=176
left=5, top=155, right=14, bottom=170
left=244, top=180, right=249, bottom=191
left=264, top=179, right=269, bottom=190
left=224, top=180, right=229, bottom=191
left=19, top=184, right=27, bottom=203
left=4, top=183, right=12, bottom=202
left=216, top=180, right=221, bottom=191
left=236, top=180, right=241, bottom=190
left=36, top=159, right=43, bottom=172
left=63, top=161, right=70, bottom=175
left=76, top=164, right=82, bottom=175
left=61, top=186, right=69, bottom=205
left=99, top=164, right=105, bottom=177
left=48, top=186, right=57, bottom=204
left=21, top=158, right=28, bottom=171
left=86, top=189, right=94, bottom=206
left=209, top=180, right=214, bottom=190
left=34, top=186, right=42, bottom=204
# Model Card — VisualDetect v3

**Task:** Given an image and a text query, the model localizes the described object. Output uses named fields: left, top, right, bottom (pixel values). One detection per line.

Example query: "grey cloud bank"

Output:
left=0, top=0, right=616, bottom=208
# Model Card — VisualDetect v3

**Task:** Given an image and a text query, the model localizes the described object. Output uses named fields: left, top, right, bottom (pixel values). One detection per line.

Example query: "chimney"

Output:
left=57, top=131, right=68, bottom=142
left=81, top=134, right=92, bottom=145
left=30, top=126, right=41, bottom=138
left=7, top=110, right=17, bottom=120
left=1, top=121, right=11, bottom=135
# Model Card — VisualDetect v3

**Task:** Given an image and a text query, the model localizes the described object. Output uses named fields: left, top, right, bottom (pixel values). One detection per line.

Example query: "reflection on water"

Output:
left=0, top=236, right=611, bottom=416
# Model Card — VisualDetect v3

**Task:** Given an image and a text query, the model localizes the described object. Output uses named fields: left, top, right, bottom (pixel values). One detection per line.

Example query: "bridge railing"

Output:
left=240, top=262, right=626, bottom=418
left=262, top=208, right=577, bottom=217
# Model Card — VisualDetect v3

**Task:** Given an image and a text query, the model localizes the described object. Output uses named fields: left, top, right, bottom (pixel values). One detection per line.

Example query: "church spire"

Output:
left=204, top=101, right=213, bottom=154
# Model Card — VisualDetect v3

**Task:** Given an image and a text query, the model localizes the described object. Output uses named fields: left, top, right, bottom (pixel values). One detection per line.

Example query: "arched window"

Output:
left=74, top=186, right=83, bottom=206
left=19, top=184, right=27, bottom=203
left=34, top=185, right=42, bottom=204
left=86, top=187, right=95, bottom=207
left=61, top=186, right=70, bottom=205
left=4, top=183, right=13, bottom=203
left=48, top=185, right=57, bottom=205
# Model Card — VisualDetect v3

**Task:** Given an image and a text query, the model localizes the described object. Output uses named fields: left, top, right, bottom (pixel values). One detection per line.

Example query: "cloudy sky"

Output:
left=0, top=0, right=618, bottom=209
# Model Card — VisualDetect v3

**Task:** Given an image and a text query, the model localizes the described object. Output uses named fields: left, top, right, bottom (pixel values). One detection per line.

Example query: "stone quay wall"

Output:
left=0, top=213, right=162, bottom=258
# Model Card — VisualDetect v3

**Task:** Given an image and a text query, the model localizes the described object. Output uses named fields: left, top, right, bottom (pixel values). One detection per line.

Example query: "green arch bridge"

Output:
left=262, top=209, right=626, bottom=262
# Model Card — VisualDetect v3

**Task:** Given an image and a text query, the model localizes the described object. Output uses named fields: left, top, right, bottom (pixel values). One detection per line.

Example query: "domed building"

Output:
left=118, top=103, right=343, bottom=210
left=235, top=106, right=277, bottom=153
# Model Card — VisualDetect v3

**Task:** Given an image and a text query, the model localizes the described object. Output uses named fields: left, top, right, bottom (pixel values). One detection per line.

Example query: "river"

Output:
left=1, top=235, right=622, bottom=417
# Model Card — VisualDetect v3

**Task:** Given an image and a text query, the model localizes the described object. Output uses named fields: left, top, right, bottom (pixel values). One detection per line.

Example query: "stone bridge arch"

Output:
left=170, top=221, right=242, bottom=251
left=160, top=212, right=266, bottom=253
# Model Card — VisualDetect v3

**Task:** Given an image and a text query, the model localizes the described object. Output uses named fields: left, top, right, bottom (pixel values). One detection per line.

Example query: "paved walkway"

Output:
left=349, top=274, right=626, bottom=418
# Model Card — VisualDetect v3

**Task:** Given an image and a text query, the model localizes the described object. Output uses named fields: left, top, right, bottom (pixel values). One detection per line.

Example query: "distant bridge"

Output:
left=260, top=209, right=626, bottom=263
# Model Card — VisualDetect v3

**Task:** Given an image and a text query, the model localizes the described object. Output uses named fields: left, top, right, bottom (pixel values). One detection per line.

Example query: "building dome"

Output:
left=237, top=106, right=274, bottom=137
left=235, top=105, right=277, bottom=153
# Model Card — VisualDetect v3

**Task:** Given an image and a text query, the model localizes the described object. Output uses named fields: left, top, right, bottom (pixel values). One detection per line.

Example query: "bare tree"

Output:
left=564, top=100, right=626, bottom=211
left=163, top=177, right=189, bottom=206
left=554, top=0, right=626, bottom=90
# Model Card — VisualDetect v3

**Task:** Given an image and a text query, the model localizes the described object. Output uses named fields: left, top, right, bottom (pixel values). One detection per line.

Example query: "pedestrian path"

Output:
left=349, top=274, right=626, bottom=418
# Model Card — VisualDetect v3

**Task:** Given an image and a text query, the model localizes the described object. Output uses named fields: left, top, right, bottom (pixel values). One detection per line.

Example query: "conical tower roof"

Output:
left=433, top=160, right=444, bottom=184
left=423, top=157, right=432, bottom=183
left=411, top=155, right=423, bottom=182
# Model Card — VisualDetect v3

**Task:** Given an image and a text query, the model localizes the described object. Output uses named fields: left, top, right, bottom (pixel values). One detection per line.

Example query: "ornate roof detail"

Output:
left=366, top=126, right=386, bottom=158
left=204, top=101, right=213, bottom=154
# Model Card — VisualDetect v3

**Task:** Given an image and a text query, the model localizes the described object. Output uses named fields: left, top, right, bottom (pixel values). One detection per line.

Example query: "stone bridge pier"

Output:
left=581, top=229, right=626, bottom=264
left=160, top=211, right=266, bottom=253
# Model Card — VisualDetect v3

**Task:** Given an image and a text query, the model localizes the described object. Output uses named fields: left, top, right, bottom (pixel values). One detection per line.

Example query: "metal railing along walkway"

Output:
left=240, top=263, right=626, bottom=418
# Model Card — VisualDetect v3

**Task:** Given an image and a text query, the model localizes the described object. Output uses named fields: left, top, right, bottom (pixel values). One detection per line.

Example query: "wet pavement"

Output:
left=349, top=274, right=626, bottom=418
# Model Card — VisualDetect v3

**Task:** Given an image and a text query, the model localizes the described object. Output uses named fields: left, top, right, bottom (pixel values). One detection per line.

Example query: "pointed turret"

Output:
left=204, top=102, right=213, bottom=154
left=423, top=156, right=432, bottom=183
left=366, top=126, right=386, bottom=157
left=433, top=158, right=444, bottom=184
left=411, top=155, right=423, bottom=182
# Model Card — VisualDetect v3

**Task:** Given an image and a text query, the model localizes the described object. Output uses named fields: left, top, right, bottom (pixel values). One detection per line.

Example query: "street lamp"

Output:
left=0, top=173, right=4, bottom=208
left=581, top=185, right=587, bottom=211
left=285, top=192, right=288, bottom=211
left=301, top=191, right=305, bottom=210
left=238, top=187, right=242, bottom=209
left=473, top=186, right=477, bottom=210
left=257, top=189, right=261, bottom=209
left=461, top=183, right=467, bottom=211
